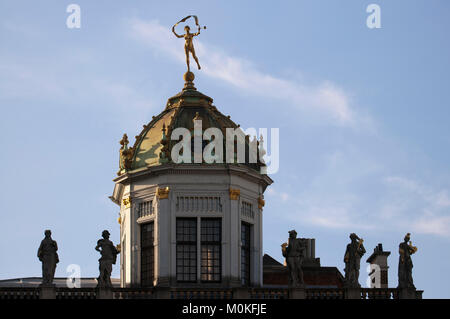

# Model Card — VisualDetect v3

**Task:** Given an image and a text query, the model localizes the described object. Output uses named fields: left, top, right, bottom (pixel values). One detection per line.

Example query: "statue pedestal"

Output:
left=344, top=287, right=361, bottom=299
left=399, top=287, right=417, bottom=299
left=97, top=287, right=113, bottom=299
left=289, top=287, right=306, bottom=299
left=39, top=285, right=56, bottom=299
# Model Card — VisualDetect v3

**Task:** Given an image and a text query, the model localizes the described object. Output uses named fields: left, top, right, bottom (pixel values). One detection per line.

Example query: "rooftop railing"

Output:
left=0, top=286, right=423, bottom=299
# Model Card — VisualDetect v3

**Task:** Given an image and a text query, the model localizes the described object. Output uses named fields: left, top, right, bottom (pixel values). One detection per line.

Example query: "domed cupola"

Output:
left=117, top=72, right=266, bottom=176
left=111, top=64, right=272, bottom=289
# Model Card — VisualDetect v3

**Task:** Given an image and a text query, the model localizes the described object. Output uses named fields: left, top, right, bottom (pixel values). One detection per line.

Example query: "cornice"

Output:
left=113, top=163, right=273, bottom=188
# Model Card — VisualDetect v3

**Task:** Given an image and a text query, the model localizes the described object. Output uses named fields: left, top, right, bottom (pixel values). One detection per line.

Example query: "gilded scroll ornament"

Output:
left=157, top=187, right=170, bottom=199
left=229, top=188, right=240, bottom=200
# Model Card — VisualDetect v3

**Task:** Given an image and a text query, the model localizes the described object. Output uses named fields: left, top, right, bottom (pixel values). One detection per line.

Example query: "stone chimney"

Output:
left=366, top=243, right=391, bottom=288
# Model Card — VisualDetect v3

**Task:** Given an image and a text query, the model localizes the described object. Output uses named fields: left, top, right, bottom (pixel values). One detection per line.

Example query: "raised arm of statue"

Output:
left=193, top=26, right=201, bottom=36
left=358, top=244, right=366, bottom=256
left=172, top=25, right=184, bottom=38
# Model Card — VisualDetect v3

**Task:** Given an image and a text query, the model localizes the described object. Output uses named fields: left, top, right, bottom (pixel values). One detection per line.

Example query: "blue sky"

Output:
left=1, top=1, right=449, bottom=298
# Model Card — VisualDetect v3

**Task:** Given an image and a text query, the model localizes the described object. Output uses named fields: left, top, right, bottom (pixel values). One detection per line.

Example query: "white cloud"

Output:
left=0, top=60, right=156, bottom=115
left=116, top=18, right=450, bottom=239
left=266, top=185, right=374, bottom=231
left=266, top=188, right=290, bottom=202
left=411, top=214, right=450, bottom=237
left=296, top=202, right=375, bottom=230
left=265, top=147, right=450, bottom=238
left=383, top=176, right=450, bottom=237
left=129, top=19, right=357, bottom=125
left=384, top=176, right=450, bottom=209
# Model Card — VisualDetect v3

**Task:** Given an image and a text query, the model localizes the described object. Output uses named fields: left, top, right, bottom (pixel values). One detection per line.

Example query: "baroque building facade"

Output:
left=0, top=72, right=424, bottom=299
left=110, top=74, right=272, bottom=288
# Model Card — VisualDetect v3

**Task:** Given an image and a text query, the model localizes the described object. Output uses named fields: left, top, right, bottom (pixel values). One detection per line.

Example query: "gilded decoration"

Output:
left=157, top=187, right=170, bottom=199
left=229, top=188, right=240, bottom=200
left=118, top=134, right=135, bottom=175
left=258, top=196, right=265, bottom=209
left=122, top=197, right=132, bottom=209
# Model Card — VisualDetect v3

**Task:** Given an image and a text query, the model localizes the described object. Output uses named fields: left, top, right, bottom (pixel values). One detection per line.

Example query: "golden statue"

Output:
left=172, top=15, right=206, bottom=73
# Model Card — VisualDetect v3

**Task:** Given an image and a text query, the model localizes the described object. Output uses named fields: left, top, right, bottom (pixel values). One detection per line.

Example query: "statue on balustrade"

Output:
left=95, top=230, right=119, bottom=288
left=398, top=233, right=417, bottom=289
left=343, top=233, right=366, bottom=287
left=281, top=230, right=306, bottom=287
left=37, top=230, right=59, bottom=286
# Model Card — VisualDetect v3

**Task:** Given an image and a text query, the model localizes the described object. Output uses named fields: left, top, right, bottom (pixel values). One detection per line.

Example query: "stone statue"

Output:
left=281, top=230, right=306, bottom=287
left=95, top=230, right=119, bottom=288
left=118, top=133, right=134, bottom=174
left=343, top=233, right=366, bottom=287
left=172, top=15, right=206, bottom=72
left=398, top=233, right=417, bottom=289
left=37, top=230, right=59, bottom=286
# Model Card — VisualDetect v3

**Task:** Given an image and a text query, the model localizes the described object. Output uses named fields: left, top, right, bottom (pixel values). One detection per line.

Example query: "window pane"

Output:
left=241, top=223, right=251, bottom=286
left=176, top=218, right=197, bottom=282
left=201, top=219, right=221, bottom=282
left=141, top=222, right=154, bottom=287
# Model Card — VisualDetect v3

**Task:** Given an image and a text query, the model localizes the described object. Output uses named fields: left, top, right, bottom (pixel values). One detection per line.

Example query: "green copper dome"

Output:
left=117, top=74, right=264, bottom=175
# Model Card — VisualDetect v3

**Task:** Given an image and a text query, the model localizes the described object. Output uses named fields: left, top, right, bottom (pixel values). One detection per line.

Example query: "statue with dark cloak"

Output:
left=37, top=230, right=59, bottom=286
left=95, top=230, right=119, bottom=288
left=343, top=233, right=366, bottom=288
left=281, top=230, right=306, bottom=287
left=398, top=233, right=417, bottom=289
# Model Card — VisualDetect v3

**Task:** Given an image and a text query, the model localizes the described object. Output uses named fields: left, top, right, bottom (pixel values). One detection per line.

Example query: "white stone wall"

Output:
left=113, top=165, right=271, bottom=288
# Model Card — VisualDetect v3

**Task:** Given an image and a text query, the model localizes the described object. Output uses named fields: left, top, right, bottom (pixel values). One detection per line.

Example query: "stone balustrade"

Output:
left=0, top=286, right=423, bottom=300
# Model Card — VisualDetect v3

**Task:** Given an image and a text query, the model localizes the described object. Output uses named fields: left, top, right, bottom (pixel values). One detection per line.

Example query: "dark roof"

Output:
left=263, top=254, right=283, bottom=266
left=262, top=254, right=344, bottom=288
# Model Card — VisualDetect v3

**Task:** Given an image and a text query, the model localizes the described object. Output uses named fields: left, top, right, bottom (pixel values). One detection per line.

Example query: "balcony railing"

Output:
left=0, top=287, right=40, bottom=300
left=56, top=288, right=97, bottom=299
left=249, top=288, right=288, bottom=299
left=306, top=288, right=345, bottom=299
left=0, top=286, right=423, bottom=299
left=169, top=288, right=233, bottom=299
left=112, top=287, right=155, bottom=299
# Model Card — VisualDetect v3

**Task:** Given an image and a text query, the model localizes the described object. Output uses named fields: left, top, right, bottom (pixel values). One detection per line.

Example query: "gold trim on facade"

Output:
left=258, top=196, right=265, bottom=209
left=157, top=187, right=170, bottom=199
left=229, top=188, right=240, bottom=200
left=122, top=197, right=132, bottom=209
